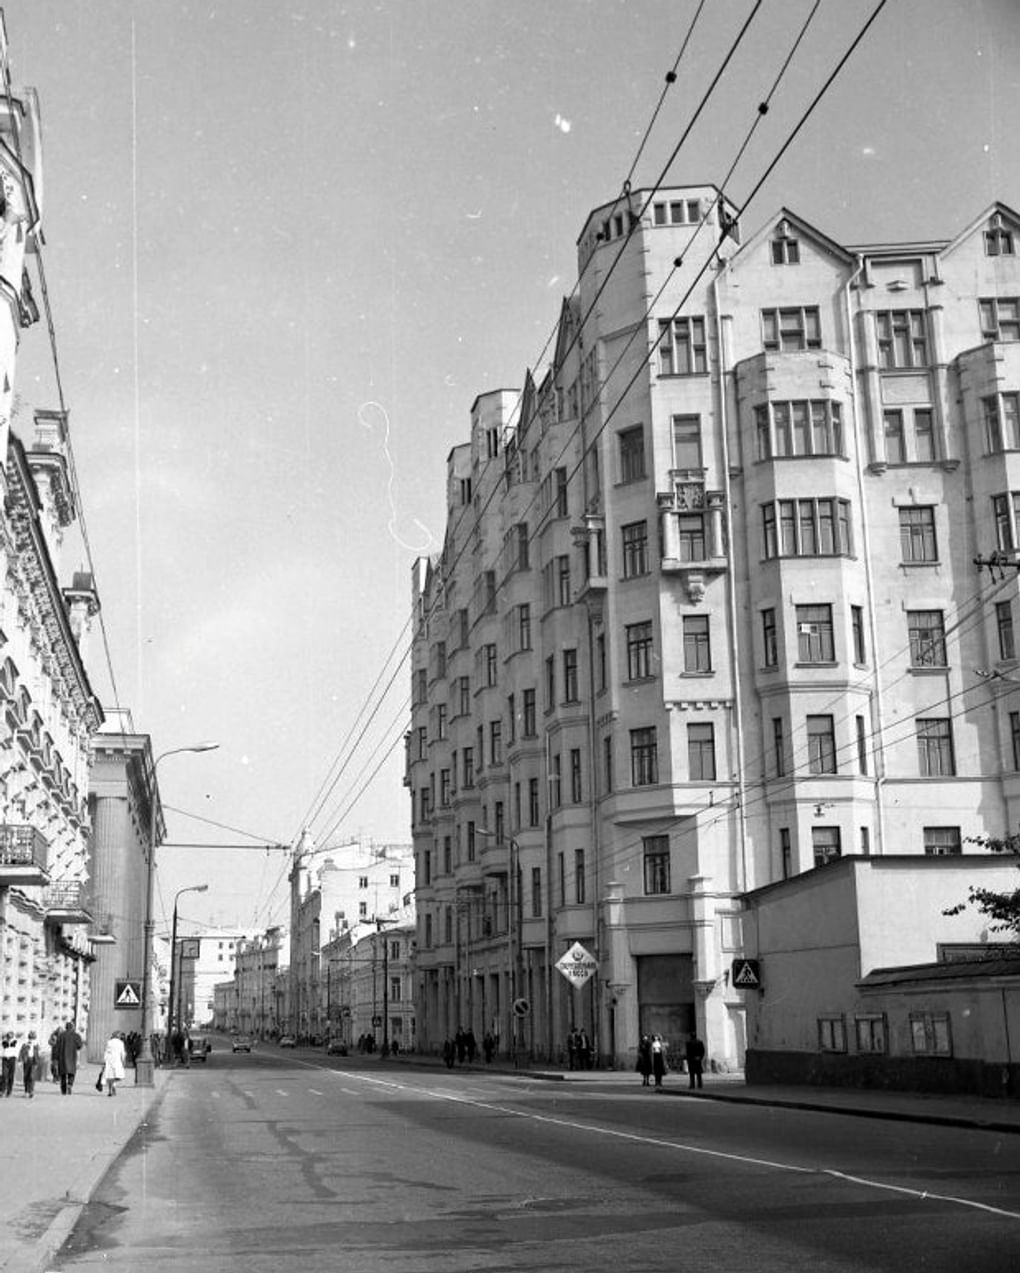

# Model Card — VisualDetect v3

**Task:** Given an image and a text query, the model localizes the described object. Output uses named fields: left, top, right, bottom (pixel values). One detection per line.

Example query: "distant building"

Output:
left=408, top=187, right=1020, bottom=1071
left=232, top=926, right=283, bottom=1037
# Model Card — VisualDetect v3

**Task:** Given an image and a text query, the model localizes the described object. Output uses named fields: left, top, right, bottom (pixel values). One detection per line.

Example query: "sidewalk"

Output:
left=0, top=1067, right=169, bottom=1273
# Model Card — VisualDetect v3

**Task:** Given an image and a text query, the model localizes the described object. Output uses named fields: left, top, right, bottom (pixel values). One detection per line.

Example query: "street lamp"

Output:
left=136, top=741, right=219, bottom=1086
left=167, top=883, right=209, bottom=1054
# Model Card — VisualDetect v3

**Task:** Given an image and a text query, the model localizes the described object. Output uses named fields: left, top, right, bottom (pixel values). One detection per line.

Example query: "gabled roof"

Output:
left=939, top=199, right=1020, bottom=259
left=727, top=206, right=855, bottom=271
left=517, top=369, right=536, bottom=443
left=552, top=295, right=580, bottom=373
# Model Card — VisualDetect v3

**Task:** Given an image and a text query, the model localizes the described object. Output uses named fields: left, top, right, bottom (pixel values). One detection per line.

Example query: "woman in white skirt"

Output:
left=103, top=1030, right=127, bottom=1097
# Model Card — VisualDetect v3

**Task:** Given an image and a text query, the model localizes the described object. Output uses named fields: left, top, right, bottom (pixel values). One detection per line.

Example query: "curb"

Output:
left=0, top=1079, right=170, bottom=1273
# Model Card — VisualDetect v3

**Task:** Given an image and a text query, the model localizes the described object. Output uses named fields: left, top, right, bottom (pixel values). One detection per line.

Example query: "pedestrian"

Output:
left=566, top=1027, right=577, bottom=1071
left=685, top=1030, right=706, bottom=1089
left=442, top=1038, right=455, bottom=1069
left=577, top=1027, right=592, bottom=1070
left=483, top=1031, right=495, bottom=1063
left=19, top=1031, right=39, bottom=1098
left=651, top=1033, right=668, bottom=1091
left=1, top=1031, right=19, bottom=1096
left=455, top=1028, right=466, bottom=1064
left=103, top=1030, right=127, bottom=1097
left=52, top=1020, right=83, bottom=1094
left=465, top=1029, right=477, bottom=1063
left=636, top=1034, right=652, bottom=1086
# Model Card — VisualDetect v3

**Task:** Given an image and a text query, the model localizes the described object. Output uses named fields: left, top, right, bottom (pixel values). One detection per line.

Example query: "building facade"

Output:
left=0, top=83, right=105, bottom=1050
left=232, top=926, right=283, bottom=1038
left=409, top=187, right=1020, bottom=1070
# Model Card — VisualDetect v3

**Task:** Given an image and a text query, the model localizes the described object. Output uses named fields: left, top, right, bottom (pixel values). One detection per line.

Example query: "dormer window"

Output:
left=985, top=213, right=1015, bottom=257
left=771, top=220, right=800, bottom=265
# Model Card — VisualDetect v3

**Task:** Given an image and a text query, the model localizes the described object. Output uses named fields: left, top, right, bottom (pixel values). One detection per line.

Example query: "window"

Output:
left=462, top=747, right=474, bottom=788
left=652, top=197, right=701, bottom=225
left=643, top=835, right=671, bottom=894
left=907, top=610, right=947, bottom=667
left=514, top=522, right=530, bottom=571
left=563, top=648, right=579, bottom=703
left=483, top=570, right=496, bottom=614
left=622, top=521, right=649, bottom=577
left=574, top=849, right=586, bottom=905
left=761, top=306, right=821, bottom=351
left=855, top=1015, right=887, bottom=1054
left=458, top=676, right=470, bottom=716
left=755, top=400, right=843, bottom=459
left=687, top=722, right=716, bottom=781
left=522, top=688, right=536, bottom=737
left=998, top=601, right=1016, bottom=661
left=555, top=467, right=568, bottom=517
left=459, top=476, right=473, bottom=505
left=603, top=734, right=614, bottom=793
left=531, top=866, right=542, bottom=918
left=762, top=498, right=852, bottom=559
left=979, top=296, right=1020, bottom=341
left=771, top=225, right=800, bottom=265
left=570, top=749, right=582, bottom=803
left=772, top=717, right=786, bottom=778
left=1013, top=711, right=1020, bottom=770
left=983, top=393, right=1020, bottom=451
left=910, top=1012, right=952, bottom=1056
left=883, top=409, right=906, bottom=463
left=807, top=716, right=837, bottom=774
left=421, top=851, right=432, bottom=887
left=817, top=1015, right=846, bottom=1052
left=415, top=668, right=427, bottom=706
left=360, top=901, right=369, bottom=919
left=917, top=718, right=955, bottom=776
left=626, top=621, right=654, bottom=680
left=851, top=605, right=866, bottom=664
left=484, top=644, right=498, bottom=686
left=876, top=309, right=929, bottom=368
left=630, top=727, right=658, bottom=786
left=550, top=753, right=562, bottom=808
left=619, top=425, right=646, bottom=482
left=359, top=875, right=369, bottom=889
left=812, top=826, right=841, bottom=866
left=677, top=514, right=707, bottom=562
left=924, top=826, right=961, bottom=856
left=797, top=604, right=835, bottom=663
left=658, top=315, right=707, bottom=375
left=899, top=506, right=938, bottom=562
left=489, top=720, right=502, bottom=766
left=596, top=631, right=607, bottom=692
left=436, top=703, right=447, bottom=740
left=683, top=615, right=711, bottom=672
left=486, top=426, right=500, bottom=459
left=557, top=852, right=566, bottom=907
left=994, top=492, right=1020, bottom=551
left=672, top=414, right=702, bottom=470
left=914, top=409, right=936, bottom=462
left=856, top=716, right=868, bottom=775
left=545, top=655, right=555, bottom=711
left=780, top=827, right=792, bottom=879
left=984, top=213, right=1014, bottom=257
left=416, top=726, right=427, bottom=761
left=441, top=840, right=451, bottom=875
left=506, top=694, right=515, bottom=745
left=557, top=554, right=571, bottom=606
left=494, top=801, right=504, bottom=843
left=466, top=821, right=476, bottom=863
left=458, top=608, right=470, bottom=648
left=528, top=776, right=540, bottom=826
left=440, top=769, right=451, bottom=807
left=762, top=608, right=778, bottom=668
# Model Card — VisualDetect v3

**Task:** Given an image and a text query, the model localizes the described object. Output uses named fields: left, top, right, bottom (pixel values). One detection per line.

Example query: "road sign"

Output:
left=731, top=958, right=761, bottom=989
left=180, top=938, right=201, bottom=960
left=555, top=942, right=598, bottom=988
left=114, top=980, right=141, bottom=1008
left=512, top=997, right=530, bottom=1017
left=371, top=1015, right=382, bottom=1027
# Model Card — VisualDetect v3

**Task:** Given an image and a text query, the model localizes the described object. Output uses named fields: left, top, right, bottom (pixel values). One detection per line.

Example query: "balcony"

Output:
left=0, top=824, right=48, bottom=887
left=657, top=471, right=728, bottom=603
left=43, top=880, right=93, bottom=924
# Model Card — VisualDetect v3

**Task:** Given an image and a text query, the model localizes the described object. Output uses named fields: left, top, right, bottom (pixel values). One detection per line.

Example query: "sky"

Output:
left=3, top=0, right=1019, bottom=939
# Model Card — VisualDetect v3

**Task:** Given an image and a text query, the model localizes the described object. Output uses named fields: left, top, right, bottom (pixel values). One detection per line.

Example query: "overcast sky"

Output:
left=5, top=0, right=1019, bottom=936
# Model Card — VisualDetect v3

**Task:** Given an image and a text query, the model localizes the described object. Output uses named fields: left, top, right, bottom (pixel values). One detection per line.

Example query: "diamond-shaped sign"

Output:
left=555, top=941, right=598, bottom=987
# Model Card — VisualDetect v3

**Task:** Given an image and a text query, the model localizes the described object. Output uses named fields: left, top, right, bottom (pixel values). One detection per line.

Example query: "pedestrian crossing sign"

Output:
left=730, top=958, right=761, bottom=989
left=114, top=980, right=142, bottom=1008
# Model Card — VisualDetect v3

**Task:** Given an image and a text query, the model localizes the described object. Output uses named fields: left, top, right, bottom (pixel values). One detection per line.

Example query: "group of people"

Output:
left=1, top=1029, right=40, bottom=1097
left=0, top=1021, right=141, bottom=1099
left=636, top=1030, right=706, bottom=1090
left=441, top=1027, right=497, bottom=1067
left=565, top=1026, right=593, bottom=1070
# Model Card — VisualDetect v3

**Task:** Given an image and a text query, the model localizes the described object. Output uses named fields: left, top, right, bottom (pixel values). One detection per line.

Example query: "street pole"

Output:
left=166, top=883, right=208, bottom=1055
left=135, top=743, right=218, bottom=1088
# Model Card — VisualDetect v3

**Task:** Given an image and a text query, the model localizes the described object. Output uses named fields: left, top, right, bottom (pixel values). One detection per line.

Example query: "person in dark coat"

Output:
left=685, top=1031, right=706, bottom=1089
left=577, top=1027, right=592, bottom=1070
left=19, top=1031, right=39, bottom=1098
left=636, top=1034, right=652, bottom=1086
left=483, top=1031, right=495, bottom=1063
left=52, top=1020, right=83, bottom=1094
left=442, top=1038, right=455, bottom=1069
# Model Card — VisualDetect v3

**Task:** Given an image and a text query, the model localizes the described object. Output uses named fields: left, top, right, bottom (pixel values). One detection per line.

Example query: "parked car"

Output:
left=278, top=1034, right=296, bottom=1048
left=325, top=1037, right=347, bottom=1056
left=190, top=1035, right=212, bottom=1062
left=231, top=1034, right=253, bottom=1053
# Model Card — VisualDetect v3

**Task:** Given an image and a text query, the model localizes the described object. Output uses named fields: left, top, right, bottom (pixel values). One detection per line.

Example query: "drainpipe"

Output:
left=844, top=256, right=887, bottom=856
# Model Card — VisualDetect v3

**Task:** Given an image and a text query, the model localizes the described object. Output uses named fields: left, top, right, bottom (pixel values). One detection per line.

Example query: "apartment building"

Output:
left=408, top=187, right=1020, bottom=1071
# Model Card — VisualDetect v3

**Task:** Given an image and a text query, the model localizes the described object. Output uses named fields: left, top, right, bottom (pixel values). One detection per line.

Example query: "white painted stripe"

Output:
left=308, top=1088, right=323, bottom=1095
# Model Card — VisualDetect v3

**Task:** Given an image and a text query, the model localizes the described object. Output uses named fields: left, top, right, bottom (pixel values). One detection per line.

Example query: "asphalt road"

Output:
left=52, top=1050, right=1020, bottom=1272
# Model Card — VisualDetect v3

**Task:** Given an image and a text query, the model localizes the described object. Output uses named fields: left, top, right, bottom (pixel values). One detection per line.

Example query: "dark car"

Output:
left=325, top=1037, right=348, bottom=1056
left=231, top=1034, right=253, bottom=1053
left=189, top=1035, right=211, bottom=1062
left=278, top=1034, right=296, bottom=1048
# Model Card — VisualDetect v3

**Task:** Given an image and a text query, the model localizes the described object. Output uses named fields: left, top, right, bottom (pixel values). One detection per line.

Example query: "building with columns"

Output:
left=409, top=187, right=1020, bottom=1072
left=0, top=77, right=106, bottom=1050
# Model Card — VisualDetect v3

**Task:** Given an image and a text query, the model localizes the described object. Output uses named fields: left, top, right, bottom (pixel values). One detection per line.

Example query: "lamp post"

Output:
left=136, top=742, right=219, bottom=1087
left=166, top=883, right=208, bottom=1055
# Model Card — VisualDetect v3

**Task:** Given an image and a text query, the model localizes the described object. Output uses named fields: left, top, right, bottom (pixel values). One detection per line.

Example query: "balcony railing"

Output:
left=43, top=879, right=92, bottom=923
left=0, top=824, right=48, bottom=885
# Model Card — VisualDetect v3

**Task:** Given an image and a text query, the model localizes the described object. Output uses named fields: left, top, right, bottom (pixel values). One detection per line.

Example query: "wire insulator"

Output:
left=758, top=101, right=769, bottom=115
left=665, top=70, right=677, bottom=83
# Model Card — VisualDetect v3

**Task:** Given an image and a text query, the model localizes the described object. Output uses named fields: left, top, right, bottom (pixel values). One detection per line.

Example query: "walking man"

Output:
left=19, top=1031, right=39, bottom=1098
left=1, top=1031, right=18, bottom=1096
left=685, top=1030, right=706, bottom=1089
left=52, top=1020, right=83, bottom=1094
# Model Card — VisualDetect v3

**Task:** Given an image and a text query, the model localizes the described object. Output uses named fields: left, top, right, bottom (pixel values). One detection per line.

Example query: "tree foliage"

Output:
left=942, top=834, right=1020, bottom=939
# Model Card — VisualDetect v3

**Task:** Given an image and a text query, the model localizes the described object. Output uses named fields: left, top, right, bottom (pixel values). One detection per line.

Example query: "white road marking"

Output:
left=275, top=1088, right=288, bottom=1096
left=308, top=1088, right=324, bottom=1095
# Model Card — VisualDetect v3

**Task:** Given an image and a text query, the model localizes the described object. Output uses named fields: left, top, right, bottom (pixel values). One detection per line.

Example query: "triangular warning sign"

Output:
left=116, top=983, right=140, bottom=1005
left=732, top=959, right=760, bottom=988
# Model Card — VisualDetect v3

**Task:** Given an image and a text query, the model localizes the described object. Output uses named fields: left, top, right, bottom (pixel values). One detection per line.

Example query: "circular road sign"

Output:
left=512, top=997, right=531, bottom=1018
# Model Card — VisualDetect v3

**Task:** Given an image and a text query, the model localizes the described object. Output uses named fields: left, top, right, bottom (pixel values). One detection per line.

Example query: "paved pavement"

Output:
left=0, top=1051, right=1017, bottom=1273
